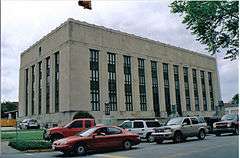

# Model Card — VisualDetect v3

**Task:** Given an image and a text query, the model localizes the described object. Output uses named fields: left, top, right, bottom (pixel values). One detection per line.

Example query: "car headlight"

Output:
left=213, top=123, right=216, bottom=128
left=58, top=139, right=68, bottom=145
left=227, top=123, right=231, bottom=127
left=164, top=129, right=172, bottom=133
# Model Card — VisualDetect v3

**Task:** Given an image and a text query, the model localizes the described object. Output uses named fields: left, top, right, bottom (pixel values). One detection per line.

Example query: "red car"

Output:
left=44, top=119, right=95, bottom=142
left=213, top=114, right=239, bottom=136
left=52, top=126, right=141, bottom=155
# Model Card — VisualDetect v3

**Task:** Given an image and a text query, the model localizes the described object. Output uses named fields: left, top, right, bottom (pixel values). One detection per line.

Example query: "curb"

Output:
left=24, top=149, right=53, bottom=153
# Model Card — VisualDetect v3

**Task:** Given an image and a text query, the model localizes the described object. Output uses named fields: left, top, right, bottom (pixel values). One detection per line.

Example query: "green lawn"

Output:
left=1, top=129, right=44, bottom=141
left=1, top=130, right=51, bottom=151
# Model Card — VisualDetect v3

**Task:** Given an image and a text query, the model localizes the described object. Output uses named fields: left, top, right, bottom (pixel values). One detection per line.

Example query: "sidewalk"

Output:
left=1, top=141, right=21, bottom=155
left=1, top=127, right=17, bottom=132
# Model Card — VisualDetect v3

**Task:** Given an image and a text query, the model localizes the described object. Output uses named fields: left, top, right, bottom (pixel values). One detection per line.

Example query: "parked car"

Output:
left=151, top=117, right=208, bottom=144
left=213, top=114, right=239, bottom=136
left=202, top=116, right=220, bottom=133
left=44, top=118, right=95, bottom=142
left=19, top=119, right=40, bottom=129
left=52, top=126, right=140, bottom=156
left=118, top=120, right=161, bottom=142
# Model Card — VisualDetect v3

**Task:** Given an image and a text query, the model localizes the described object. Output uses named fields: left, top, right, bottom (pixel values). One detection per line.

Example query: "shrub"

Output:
left=9, top=140, right=51, bottom=151
left=73, top=111, right=94, bottom=120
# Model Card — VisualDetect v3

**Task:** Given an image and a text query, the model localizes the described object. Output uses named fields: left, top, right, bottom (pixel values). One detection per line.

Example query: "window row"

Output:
left=24, top=52, right=60, bottom=116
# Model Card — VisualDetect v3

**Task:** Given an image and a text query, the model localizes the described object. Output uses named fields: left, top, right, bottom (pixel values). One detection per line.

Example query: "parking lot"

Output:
left=2, top=134, right=238, bottom=158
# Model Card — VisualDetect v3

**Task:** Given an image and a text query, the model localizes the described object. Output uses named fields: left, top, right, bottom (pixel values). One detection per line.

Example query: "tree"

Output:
left=231, top=93, right=239, bottom=105
left=73, top=111, right=94, bottom=120
left=170, top=1, right=239, bottom=60
left=1, top=101, right=18, bottom=118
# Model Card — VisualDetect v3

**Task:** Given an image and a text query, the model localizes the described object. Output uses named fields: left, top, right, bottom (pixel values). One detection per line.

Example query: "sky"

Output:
left=1, top=0, right=239, bottom=103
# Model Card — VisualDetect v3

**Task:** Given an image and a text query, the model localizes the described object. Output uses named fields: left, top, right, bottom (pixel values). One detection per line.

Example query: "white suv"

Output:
left=119, top=120, right=161, bottom=142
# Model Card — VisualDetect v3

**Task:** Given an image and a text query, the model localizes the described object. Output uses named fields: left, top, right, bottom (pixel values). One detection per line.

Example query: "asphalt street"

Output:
left=2, top=134, right=238, bottom=158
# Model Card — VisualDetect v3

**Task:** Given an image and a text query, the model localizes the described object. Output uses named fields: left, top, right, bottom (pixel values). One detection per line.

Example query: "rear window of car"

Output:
left=133, top=122, right=144, bottom=128
left=146, top=121, right=160, bottom=128
left=108, top=127, right=122, bottom=135
left=69, top=120, right=83, bottom=128
left=120, top=122, right=132, bottom=129
left=190, top=118, right=199, bottom=124
left=197, top=117, right=205, bottom=123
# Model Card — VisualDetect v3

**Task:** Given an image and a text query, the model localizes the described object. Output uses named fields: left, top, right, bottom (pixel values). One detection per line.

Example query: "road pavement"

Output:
left=1, top=134, right=238, bottom=158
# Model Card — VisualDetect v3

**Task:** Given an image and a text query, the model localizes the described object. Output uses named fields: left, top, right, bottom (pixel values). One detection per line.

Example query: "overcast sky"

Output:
left=1, top=0, right=239, bottom=103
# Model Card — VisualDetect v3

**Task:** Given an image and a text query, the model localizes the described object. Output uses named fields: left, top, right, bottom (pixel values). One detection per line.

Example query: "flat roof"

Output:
left=21, top=18, right=216, bottom=61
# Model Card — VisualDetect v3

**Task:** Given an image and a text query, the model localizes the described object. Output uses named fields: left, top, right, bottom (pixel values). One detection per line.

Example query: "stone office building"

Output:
left=19, top=18, right=221, bottom=125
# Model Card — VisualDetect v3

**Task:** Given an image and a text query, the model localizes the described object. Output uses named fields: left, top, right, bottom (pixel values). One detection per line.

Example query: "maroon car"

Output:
left=213, top=114, right=239, bottom=136
left=52, top=126, right=141, bottom=155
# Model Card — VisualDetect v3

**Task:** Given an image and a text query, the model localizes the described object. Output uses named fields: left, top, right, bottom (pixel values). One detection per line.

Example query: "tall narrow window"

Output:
left=192, top=69, right=199, bottom=111
left=174, top=65, right=182, bottom=116
left=90, top=49, right=100, bottom=111
left=183, top=67, right=191, bottom=111
left=38, top=61, right=42, bottom=114
left=55, top=52, right=60, bottom=112
left=163, top=63, right=171, bottom=115
left=31, top=65, right=35, bottom=115
left=151, top=61, right=159, bottom=117
left=25, top=68, right=29, bottom=116
left=138, top=58, right=147, bottom=111
left=201, top=71, right=208, bottom=111
left=108, top=52, right=117, bottom=111
left=208, top=72, right=215, bottom=110
left=46, top=57, right=50, bottom=114
left=124, top=55, right=133, bottom=111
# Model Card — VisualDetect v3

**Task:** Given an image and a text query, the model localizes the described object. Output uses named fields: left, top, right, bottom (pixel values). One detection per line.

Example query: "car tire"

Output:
left=123, top=140, right=132, bottom=150
left=215, top=132, right=221, bottom=136
left=156, top=139, right=163, bottom=144
left=74, top=143, right=87, bottom=156
left=198, top=130, right=206, bottom=140
left=173, top=132, right=182, bottom=143
left=233, top=127, right=239, bottom=135
left=146, top=134, right=155, bottom=143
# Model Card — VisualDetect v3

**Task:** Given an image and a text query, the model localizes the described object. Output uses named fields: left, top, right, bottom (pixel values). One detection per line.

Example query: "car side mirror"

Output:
left=182, top=122, right=187, bottom=126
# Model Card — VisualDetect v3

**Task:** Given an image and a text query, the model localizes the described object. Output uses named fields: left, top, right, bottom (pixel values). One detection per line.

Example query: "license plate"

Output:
left=52, top=145, right=56, bottom=150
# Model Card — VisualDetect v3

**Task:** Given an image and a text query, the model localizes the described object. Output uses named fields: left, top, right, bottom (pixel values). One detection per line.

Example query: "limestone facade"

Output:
left=18, top=18, right=220, bottom=125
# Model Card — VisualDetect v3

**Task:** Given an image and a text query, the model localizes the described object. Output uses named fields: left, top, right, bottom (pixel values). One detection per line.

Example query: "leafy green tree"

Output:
left=1, top=101, right=18, bottom=118
left=170, top=1, right=239, bottom=60
left=73, top=111, right=94, bottom=120
left=231, top=93, right=239, bottom=105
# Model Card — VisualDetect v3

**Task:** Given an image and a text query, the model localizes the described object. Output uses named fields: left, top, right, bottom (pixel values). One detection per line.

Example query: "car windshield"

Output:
left=29, top=120, right=37, bottom=123
left=78, top=127, right=97, bottom=137
left=221, top=114, right=236, bottom=121
left=166, top=117, right=183, bottom=126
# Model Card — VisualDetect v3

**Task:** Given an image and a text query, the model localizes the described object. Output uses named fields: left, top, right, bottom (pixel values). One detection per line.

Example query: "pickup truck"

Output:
left=43, top=118, right=95, bottom=142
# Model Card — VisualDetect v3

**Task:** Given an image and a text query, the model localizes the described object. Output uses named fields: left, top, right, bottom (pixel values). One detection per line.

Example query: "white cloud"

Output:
left=1, top=0, right=238, bottom=102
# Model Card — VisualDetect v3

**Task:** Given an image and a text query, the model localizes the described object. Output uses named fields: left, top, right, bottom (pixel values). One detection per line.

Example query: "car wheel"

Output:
left=147, top=134, right=155, bottom=143
left=198, top=130, right=206, bottom=140
left=156, top=139, right=163, bottom=144
left=123, top=140, right=132, bottom=150
left=74, top=143, right=86, bottom=156
left=173, top=132, right=182, bottom=143
left=215, top=132, right=221, bottom=136
left=234, top=127, right=239, bottom=135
